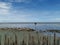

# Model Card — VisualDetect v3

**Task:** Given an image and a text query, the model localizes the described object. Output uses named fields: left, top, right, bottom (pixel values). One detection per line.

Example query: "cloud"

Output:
left=0, top=2, right=11, bottom=9
left=0, top=2, right=12, bottom=15
left=0, top=10, right=60, bottom=22
left=0, top=2, right=60, bottom=22
left=5, top=0, right=32, bottom=3
left=54, top=18, right=60, bottom=21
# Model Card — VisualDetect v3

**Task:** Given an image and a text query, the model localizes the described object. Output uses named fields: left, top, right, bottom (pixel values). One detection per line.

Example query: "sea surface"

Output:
left=0, top=24, right=60, bottom=30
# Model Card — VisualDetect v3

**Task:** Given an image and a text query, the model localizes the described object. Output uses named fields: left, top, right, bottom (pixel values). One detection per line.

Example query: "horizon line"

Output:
left=0, top=22, right=60, bottom=24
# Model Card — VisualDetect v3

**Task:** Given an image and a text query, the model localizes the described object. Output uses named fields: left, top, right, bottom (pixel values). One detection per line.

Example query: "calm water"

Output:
left=0, top=24, right=60, bottom=30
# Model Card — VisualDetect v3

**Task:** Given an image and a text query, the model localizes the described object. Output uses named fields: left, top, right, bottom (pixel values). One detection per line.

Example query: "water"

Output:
left=0, top=24, right=60, bottom=30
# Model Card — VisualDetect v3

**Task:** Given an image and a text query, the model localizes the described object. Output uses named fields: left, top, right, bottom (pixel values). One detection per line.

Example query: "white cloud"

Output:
left=0, top=2, right=60, bottom=22
left=7, top=0, right=32, bottom=3
left=0, top=2, right=12, bottom=15
left=0, top=2, right=11, bottom=9
left=55, top=18, right=60, bottom=21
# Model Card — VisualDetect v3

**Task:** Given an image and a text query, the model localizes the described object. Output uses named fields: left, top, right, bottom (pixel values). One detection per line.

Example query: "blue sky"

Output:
left=0, top=0, right=60, bottom=22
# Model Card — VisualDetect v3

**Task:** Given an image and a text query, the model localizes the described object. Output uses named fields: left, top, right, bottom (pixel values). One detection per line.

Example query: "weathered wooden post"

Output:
left=8, top=37, right=9, bottom=45
left=31, top=36, right=35, bottom=45
left=54, top=32, right=56, bottom=45
left=4, top=34, right=7, bottom=45
left=21, top=39, right=26, bottom=45
left=47, top=35, right=48, bottom=45
left=46, top=30, right=60, bottom=45
left=15, top=34, right=18, bottom=45
left=36, top=31, right=40, bottom=45
left=28, top=33, right=31, bottom=45
left=0, top=35, right=1, bottom=45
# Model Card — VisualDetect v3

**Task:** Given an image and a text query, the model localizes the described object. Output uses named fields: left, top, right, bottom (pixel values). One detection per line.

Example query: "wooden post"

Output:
left=0, top=35, right=1, bottom=45
left=21, top=39, right=26, bottom=45
left=28, top=33, right=31, bottom=45
left=31, top=36, right=35, bottom=45
left=4, top=34, right=7, bottom=45
left=15, top=34, right=17, bottom=45
left=8, top=38, right=9, bottom=45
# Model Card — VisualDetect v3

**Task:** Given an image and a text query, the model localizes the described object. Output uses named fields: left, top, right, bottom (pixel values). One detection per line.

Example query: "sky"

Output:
left=0, top=0, right=60, bottom=22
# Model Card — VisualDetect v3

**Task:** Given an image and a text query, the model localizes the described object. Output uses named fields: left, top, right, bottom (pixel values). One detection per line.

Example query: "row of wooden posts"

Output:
left=4, top=33, right=49, bottom=45
left=0, top=31, right=59, bottom=45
